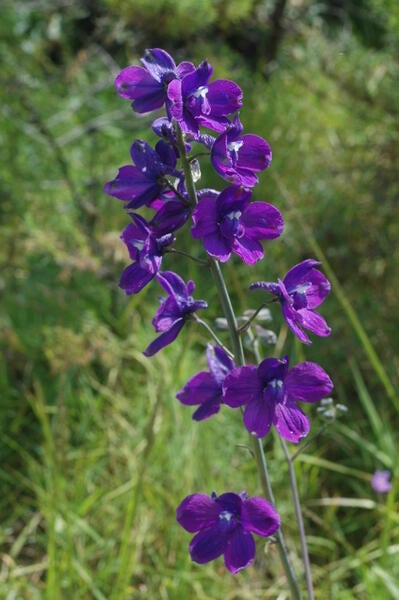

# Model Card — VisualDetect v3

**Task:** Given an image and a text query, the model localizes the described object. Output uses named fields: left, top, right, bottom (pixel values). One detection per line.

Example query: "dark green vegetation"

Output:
left=1, top=1, right=398, bottom=598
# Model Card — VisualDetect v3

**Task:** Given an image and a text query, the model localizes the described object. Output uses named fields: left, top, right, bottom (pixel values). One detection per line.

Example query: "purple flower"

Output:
left=371, top=470, right=392, bottom=493
left=191, top=186, right=283, bottom=264
left=144, top=271, right=207, bottom=357
left=119, top=214, right=174, bottom=295
left=211, top=116, right=272, bottom=187
left=250, top=259, right=331, bottom=344
left=176, top=345, right=234, bottom=421
left=176, top=491, right=280, bottom=574
left=104, top=139, right=181, bottom=209
left=223, top=356, right=333, bottom=442
left=167, top=60, right=243, bottom=137
left=115, top=48, right=194, bottom=114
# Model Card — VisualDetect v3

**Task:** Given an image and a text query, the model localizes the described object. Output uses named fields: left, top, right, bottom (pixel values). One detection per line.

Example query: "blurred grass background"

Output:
left=1, top=0, right=398, bottom=598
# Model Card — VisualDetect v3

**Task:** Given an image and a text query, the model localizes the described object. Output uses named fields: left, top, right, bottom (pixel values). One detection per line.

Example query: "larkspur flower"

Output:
left=250, top=259, right=331, bottom=344
left=104, top=139, right=182, bottom=209
left=191, top=185, right=283, bottom=264
left=115, top=48, right=194, bottom=113
left=223, top=356, right=333, bottom=442
left=211, top=116, right=272, bottom=186
left=176, top=491, right=280, bottom=574
left=144, top=271, right=207, bottom=357
left=119, top=214, right=174, bottom=295
left=371, top=470, right=392, bottom=493
left=167, top=60, right=243, bottom=138
left=176, top=344, right=234, bottom=420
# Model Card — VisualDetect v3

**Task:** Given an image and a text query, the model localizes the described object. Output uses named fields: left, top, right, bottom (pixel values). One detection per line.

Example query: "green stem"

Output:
left=237, top=302, right=271, bottom=335
left=166, top=248, right=208, bottom=266
left=175, top=126, right=198, bottom=207
left=193, top=316, right=234, bottom=358
left=253, top=340, right=313, bottom=600
left=280, top=439, right=314, bottom=600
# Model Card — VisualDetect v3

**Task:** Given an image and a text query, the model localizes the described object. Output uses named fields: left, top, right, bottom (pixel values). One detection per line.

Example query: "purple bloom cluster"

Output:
left=106, top=47, right=334, bottom=575
left=177, top=491, right=280, bottom=573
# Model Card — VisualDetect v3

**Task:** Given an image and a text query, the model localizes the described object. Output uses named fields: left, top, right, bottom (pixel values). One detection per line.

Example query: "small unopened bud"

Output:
left=243, top=308, right=272, bottom=322
left=190, top=159, right=201, bottom=182
left=214, top=317, right=229, bottom=331
left=254, top=325, right=277, bottom=346
left=317, top=398, right=348, bottom=422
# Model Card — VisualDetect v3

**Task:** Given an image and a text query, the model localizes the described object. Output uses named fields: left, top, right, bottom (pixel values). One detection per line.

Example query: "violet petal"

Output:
left=273, top=400, right=310, bottom=443
left=189, top=526, right=227, bottom=564
left=224, top=528, right=255, bottom=574
left=241, top=497, right=281, bottom=536
left=176, top=494, right=219, bottom=533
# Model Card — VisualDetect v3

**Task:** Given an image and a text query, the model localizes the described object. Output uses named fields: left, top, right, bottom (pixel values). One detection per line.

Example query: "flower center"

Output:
left=220, top=210, right=244, bottom=240
left=132, top=239, right=145, bottom=251
left=291, top=283, right=311, bottom=309
left=266, top=378, right=284, bottom=403
left=193, top=86, right=209, bottom=100
left=227, top=140, right=243, bottom=164
left=190, top=86, right=211, bottom=114
left=218, top=510, right=236, bottom=531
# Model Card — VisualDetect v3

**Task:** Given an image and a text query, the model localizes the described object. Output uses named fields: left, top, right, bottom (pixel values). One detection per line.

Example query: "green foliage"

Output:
left=1, top=1, right=398, bottom=598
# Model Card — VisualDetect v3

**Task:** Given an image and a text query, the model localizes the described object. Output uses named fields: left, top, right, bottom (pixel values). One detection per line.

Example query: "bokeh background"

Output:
left=1, top=1, right=398, bottom=598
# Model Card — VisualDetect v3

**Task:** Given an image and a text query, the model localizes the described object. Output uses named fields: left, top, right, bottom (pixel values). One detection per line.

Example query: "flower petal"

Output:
left=120, top=218, right=149, bottom=260
left=150, top=200, right=190, bottom=235
left=191, top=197, right=219, bottom=238
left=296, top=308, right=331, bottom=338
left=282, top=302, right=311, bottom=344
left=249, top=280, right=281, bottom=296
left=206, top=345, right=234, bottom=387
left=103, top=166, right=153, bottom=204
left=189, top=526, right=227, bottom=564
left=236, top=134, right=272, bottom=172
left=283, top=259, right=330, bottom=308
left=223, top=366, right=259, bottom=408
left=217, top=185, right=251, bottom=216
left=152, top=296, right=181, bottom=331
left=156, top=271, right=189, bottom=302
left=232, top=235, right=264, bottom=265
left=115, top=66, right=165, bottom=113
left=273, top=400, right=310, bottom=443
left=176, top=493, right=219, bottom=533
left=182, top=60, right=213, bottom=96
left=167, top=79, right=183, bottom=121
left=176, top=372, right=220, bottom=406
left=243, top=391, right=275, bottom=438
left=224, top=528, right=255, bottom=574
left=257, top=357, right=289, bottom=384
left=140, top=48, right=176, bottom=82
left=143, top=319, right=184, bottom=356
left=241, top=497, right=280, bottom=536
left=192, top=399, right=221, bottom=421
left=285, top=361, right=333, bottom=403
left=241, top=202, right=284, bottom=241
left=119, top=263, right=156, bottom=295
left=202, top=232, right=232, bottom=262
left=206, top=80, right=243, bottom=116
